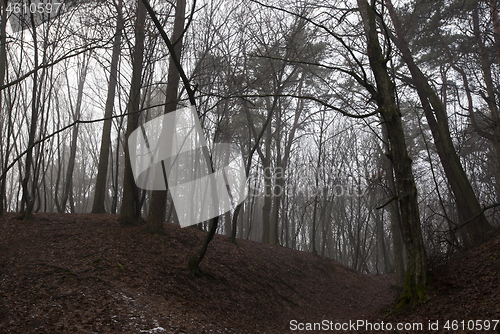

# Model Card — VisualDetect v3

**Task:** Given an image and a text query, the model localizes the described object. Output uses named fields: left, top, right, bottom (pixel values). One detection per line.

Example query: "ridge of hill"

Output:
left=0, top=212, right=395, bottom=333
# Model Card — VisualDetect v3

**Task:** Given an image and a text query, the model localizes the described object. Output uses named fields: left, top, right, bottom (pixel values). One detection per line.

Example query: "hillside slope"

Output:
left=373, top=229, right=500, bottom=333
left=0, top=213, right=395, bottom=333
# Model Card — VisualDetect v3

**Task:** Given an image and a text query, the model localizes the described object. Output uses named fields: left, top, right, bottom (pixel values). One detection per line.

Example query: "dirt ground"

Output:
left=0, top=212, right=396, bottom=333
left=0, top=212, right=499, bottom=333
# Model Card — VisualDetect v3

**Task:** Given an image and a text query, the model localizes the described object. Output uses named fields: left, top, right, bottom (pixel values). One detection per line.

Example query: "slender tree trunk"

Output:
left=111, top=127, right=122, bottom=214
left=261, top=125, right=272, bottom=244
left=219, top=101, right=232, bottom=237
left=310, top=193, right=318, bottom=255
left=357, top=0, right=427, bottom=308
left=386, top=0, right=492, bottom=243
left=0, top=0, right=8, bottom=216
left=92, top=0, right=123, bottom=213
left=231, top=98, right=275, bottom=243
left=270, top=79, right=304, bottom=246
left=492, top=0, right=500, bottom=67
left=138, top=0, right=221, bottom=276
left=473, top=4, right=500, bottom=204
left=61, top=60, right=88, bottom=212
left=120, top=0, right=146, bottom=225
left=20, top=13, right=40, bottom=219
left=310, top=111, right=324, bottom=255
left=223, top=118, right=232, bottom=236
left=146, top=0, right=186, bottom=234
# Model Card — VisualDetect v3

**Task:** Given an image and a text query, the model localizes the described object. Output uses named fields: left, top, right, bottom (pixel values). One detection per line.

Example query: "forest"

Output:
left=0, top=0, right=500, bottom=332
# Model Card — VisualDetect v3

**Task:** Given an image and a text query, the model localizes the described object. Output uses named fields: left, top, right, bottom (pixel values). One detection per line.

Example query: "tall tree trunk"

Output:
left=20, top=12, right=41, bottom=219
left=223, top=104, right=232, bottom=236
left=261, top=124, right=272, bottom=244
left=92, top=0, right=123, bottom=214
left=270, top=78, right=304, bottom=246
left=357, top=0, right=428, bottom=308
left=230, top=99, right=275, bottom=243
left=146, top=0, right=186, bottom=234
left=310, top=110, right=325, bottom=255
left=0, top=0, right=7, bottom=216
left=120, top=0, right=146, bottom=225
left=60, top=60, right=89, bottom=213
left=492, top=0, right=500, bottom=67
left=382, top=122, right=405, bottom=288
left=473, top=4, right=500, bottom=204
left=215, top=101, right=232, bottom=237
left=385, top=0, right=492, bottom=243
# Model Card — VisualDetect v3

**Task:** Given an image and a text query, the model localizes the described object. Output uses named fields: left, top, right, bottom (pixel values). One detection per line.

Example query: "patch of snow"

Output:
left=139, top=320, right=167, bottom=333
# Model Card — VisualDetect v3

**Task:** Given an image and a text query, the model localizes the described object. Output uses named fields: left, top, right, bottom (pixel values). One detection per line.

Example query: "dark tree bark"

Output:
left=261, top=123, right=272, bottom=244
left=310, top=110, right=325, bottom=255
left=385, top=0, right=492, bottom=243
left=119, top=0, right=147, bottom=225
left=92, top=0, right=123, bottom=214
left=491, top=0, right=500, bottom=67
left=271, top=77, right=304, bottom=247
left=140, top=0, right=219, bottom=275
left=60, top=59, right=89, bottom=213
left=222, top=102, right=232, bottom=237
left=20, top=12, right=41, bottom=219
left=357, top=0, right=428, bottom=308
left=0, top=0, right=8, bottom=216
left=472, top=3, right=500, bottom=204
left=230, top=99, right=275, bottom=244
left=382, top=122, right=405, bottom=288
left=146, top=0, right=186, bottom=235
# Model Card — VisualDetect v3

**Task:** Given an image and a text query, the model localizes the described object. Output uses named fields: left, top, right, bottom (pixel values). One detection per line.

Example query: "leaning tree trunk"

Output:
left=385, top=0, right=492, bottom=243
left=92, top=0, right=123, bottom=214
left=146, top=0, right=186, bottom=235
left=140, top=0, right=220, bottom=276
left=357, top=0, right=428, bottom=309
left=119, top=0, right=146, bottom=225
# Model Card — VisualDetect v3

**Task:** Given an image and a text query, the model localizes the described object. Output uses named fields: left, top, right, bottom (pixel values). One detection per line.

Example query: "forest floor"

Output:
left=0, top=213, right=498, bottom=333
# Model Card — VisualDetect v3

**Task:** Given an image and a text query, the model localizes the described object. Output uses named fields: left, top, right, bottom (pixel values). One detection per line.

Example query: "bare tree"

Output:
left=120, top=0, right=147, bottom=225
left=146, top=0, right=186, bottom=235
left=92, top=0, right=124, bottom=214
left=59, top=56, right=90, bottom=213
left=0, top=0, right=8, bottom=216
left=385, top=0, right=492, bottom=243
left=357, top=0, right=427, bottom=308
